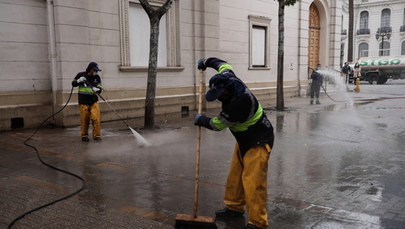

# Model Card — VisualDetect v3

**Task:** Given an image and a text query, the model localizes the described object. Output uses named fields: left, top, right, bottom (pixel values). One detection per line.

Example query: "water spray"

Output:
left=310, top=67, right=348, bottom=103
left=96, top=93, right=151, bottom=147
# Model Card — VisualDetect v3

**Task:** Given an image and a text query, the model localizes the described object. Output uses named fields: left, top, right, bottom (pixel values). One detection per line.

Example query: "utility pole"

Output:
left=348, top=0, right=354, bottom=62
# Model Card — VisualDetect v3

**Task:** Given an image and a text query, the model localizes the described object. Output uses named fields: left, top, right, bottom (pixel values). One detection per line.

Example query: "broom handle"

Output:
left=193, top=70, right=203, bottom=218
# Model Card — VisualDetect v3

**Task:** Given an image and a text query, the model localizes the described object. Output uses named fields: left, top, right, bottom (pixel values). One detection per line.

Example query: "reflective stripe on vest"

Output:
left=210, top=104, right=264, bottom=132
left=79, top=85, right=96, bottom=94
left=218, top=64, right=233, bottom=73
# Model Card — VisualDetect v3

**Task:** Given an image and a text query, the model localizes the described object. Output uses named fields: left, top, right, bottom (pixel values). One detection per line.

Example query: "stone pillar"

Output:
left=298, top=1, right=311, bottom=96
left=329, top=0, right=343, bottom=70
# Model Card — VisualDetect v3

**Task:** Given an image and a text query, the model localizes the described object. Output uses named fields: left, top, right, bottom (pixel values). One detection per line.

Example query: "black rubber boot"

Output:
left=82, top=137, right=89, bottom=142
left=244, top=224, right=262, bottom=229
left=215, top=207, right=244, bottom=217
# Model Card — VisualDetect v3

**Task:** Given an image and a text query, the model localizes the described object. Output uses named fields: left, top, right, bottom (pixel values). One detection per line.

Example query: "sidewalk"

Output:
left=1, top=89, right=404, bottom=229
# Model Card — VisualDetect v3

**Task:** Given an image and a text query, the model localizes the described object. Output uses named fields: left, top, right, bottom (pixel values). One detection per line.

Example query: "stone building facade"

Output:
left=354, top=0, right=405, bottom=59
left=0, top=0, right=348, bottom=130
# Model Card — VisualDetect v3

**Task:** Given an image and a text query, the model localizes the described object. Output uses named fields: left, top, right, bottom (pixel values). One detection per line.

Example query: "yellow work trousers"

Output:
left=224, top=143, right=271, bottom=229
left=79, top=102, right=101, bottom=139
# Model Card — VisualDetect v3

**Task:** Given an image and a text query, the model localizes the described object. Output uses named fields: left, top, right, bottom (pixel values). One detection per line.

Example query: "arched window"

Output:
left=379, top=41, right=390, bottom=56
left=360, top=11, right=369, bottom=29
left=358, top=42, right=369, bottom=57
left=381, top=8, right=391, bottom=28
left=401, top=41, right=405, bottom=56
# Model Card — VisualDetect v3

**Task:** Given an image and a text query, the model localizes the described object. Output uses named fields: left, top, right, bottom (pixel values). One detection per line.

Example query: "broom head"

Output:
left=175, top=214, right=217, bottom=229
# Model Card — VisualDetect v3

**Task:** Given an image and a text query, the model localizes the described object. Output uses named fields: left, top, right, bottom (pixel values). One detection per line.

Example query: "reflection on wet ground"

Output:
left=1, top=83, right=405, bottom=228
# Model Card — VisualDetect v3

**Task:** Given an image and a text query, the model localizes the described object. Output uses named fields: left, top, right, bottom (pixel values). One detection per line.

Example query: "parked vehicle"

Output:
left=357, top=57, right=405, bottom=84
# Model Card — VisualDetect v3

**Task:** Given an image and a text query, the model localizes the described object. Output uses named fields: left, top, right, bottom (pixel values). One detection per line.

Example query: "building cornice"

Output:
left=355, top=1, right=404, bottom=8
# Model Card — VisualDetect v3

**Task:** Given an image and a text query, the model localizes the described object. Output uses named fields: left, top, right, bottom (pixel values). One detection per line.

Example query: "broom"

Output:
left=174, top=70, right=217, bottom=229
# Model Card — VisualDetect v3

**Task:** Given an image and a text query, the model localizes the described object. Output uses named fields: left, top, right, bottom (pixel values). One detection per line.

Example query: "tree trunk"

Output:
left=144, top=18, right=160, bottom=129
left=348, top=0, right=354, bottom=62
left=139, top=0, right=173, bottom=129
left=276, top=1, right=285, bottom=111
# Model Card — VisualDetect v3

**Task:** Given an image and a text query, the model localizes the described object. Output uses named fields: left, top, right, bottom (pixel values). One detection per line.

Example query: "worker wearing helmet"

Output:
left=72, top=62, right=103, bottom=142
left=195, top=57, right=274, bottom=229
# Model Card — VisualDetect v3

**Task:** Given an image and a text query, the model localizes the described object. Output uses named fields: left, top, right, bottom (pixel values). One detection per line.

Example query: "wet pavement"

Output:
left=1, top=80, right=405, bottom=229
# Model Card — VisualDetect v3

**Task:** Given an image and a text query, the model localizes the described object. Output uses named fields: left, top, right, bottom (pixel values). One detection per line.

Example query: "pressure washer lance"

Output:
left=95, top=93, right=151, bottom=147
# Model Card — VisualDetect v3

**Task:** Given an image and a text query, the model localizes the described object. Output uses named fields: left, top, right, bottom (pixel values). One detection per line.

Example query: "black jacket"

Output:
left=341, top=65, right=352, bottom=75
left=72, top=72, right=103, bottom=106
left=311, top=71, right=323, bottom=88
left=199, top=58, right=274, bottom=156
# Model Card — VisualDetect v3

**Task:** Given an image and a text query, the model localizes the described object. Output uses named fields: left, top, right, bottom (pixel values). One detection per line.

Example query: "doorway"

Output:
left=308, top=3, right=321, bottom=70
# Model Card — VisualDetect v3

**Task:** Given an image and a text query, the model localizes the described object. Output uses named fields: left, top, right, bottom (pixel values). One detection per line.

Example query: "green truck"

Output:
left=357, top=57, right=405, bottom=84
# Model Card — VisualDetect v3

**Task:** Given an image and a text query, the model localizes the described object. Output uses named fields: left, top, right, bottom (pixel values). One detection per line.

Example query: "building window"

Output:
left=381, top=8, right=391, bottom=28
left=360, top=11, right=368, bottom=29
left=401, top=41, right=405, bottom=55
left=118, top=0, right=181, bottom=71
left=129, top=3, right=167, bottom=67
left=379, top=41, right=390, bottom=56
left=358, top=42, right=369, bottom=57
left=252, top=26, right=266, bottom=67
left=249, top=15, right=271, bottom=69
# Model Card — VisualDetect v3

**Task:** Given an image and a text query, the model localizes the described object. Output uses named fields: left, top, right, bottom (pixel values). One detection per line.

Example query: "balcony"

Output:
left=357, top=28, right=370, bottom=35
left=377, top=27, right=392, bottom=34
left=341, top=29, right=347, bottom=35
left=401, top=25, right=405, bottom=32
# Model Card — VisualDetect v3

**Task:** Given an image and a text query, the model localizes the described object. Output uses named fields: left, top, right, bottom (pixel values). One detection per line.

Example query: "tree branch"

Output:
left=156, top=0, right=173, bottom=18
left=139, top=0, right=154, bottom=17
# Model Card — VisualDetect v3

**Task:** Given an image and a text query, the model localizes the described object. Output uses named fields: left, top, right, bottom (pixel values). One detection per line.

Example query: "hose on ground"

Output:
left=7, top=87, right=86, bottom=229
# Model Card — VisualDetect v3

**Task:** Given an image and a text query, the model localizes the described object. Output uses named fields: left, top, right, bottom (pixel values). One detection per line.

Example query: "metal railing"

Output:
left=357, top=28, right=370, bottom=35
left=377, top=27, right=392, bottom=33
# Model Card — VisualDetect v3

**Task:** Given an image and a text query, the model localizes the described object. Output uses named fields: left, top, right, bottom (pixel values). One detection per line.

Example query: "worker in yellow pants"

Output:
left=194, top=57, right=274, bottom=229
left=79, top=102, right=101, bottom=140
left=72, top=62, right=103, bottom=142
left=224, top=143, right=271, bottom=228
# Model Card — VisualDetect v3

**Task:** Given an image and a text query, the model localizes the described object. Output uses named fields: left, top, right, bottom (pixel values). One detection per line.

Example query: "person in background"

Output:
left=195, top=57, right=274, bottom=229
left=310, top=64, right=323, bottom=105
left=354, top=59, right=361, bottom=83
left=72, top=62, right=103, bottom=142
left=341, top=62, right=352, bottom=85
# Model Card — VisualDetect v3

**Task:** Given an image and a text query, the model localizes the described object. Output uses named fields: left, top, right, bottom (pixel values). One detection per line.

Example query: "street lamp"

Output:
left=375, top=30, right=391, bottom=56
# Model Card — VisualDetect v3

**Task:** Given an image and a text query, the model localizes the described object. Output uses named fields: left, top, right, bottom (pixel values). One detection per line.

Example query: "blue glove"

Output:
left=194, top=114, right=203, bottom=125
left=197, top=58, right=207, bottom=71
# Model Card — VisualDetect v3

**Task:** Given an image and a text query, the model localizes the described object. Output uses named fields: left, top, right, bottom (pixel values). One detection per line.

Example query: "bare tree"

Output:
left=348, top=0, right=354, bottom=62
left=139, top=0, right=173, bottom=129
left=276, top=0, right=300, bottom=111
